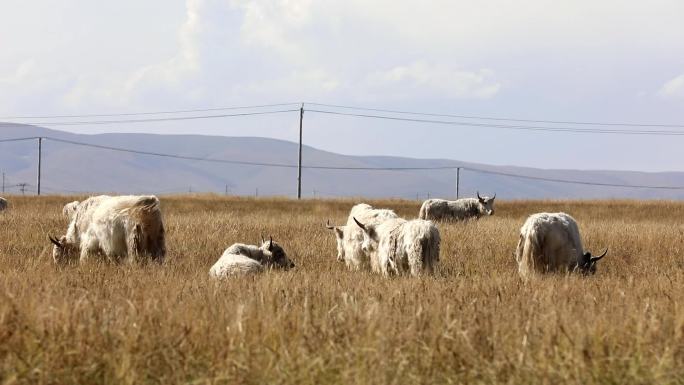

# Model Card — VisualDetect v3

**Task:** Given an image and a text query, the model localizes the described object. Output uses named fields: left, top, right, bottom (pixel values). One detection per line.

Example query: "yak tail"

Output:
left=126, top=196, right=165, bottom=264
left=411, top=226, right=440, bottom=276
left=516, top=232, right=542, bottom=280
left=133, top=196, right=160, bottom=211
left=127, top=223, right=145, bottom=264
left=418, top=201, right=429, bottom=220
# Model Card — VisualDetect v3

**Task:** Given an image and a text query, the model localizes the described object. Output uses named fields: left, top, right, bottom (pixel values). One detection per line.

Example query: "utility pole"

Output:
left=297, top=103, right=304, bottom=199
left=18, top=183, right=27, bottom=195
left=37, top=137, right=42, bottom=196
left=2, top=172, right=4, bottom=193
left=456, top=167, right=460, bottom=199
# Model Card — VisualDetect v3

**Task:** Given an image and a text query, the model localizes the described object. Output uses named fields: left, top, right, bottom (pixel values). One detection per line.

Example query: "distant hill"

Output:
left=1, top=123, right=684, bottom=200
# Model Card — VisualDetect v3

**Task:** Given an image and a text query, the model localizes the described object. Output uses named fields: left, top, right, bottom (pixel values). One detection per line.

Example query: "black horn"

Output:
left=477, top=191, right=482, bottom=200
left=48, top=235, right=62, bottom=248
left=590, top=248, right=608, bottom=262
left=269, top=236, right=273, bottom=250
left=353, top=217, right=366, bottom=231
left=325, top=220, right=334, bottom=230
left=492, top=193, right=496, bottom=200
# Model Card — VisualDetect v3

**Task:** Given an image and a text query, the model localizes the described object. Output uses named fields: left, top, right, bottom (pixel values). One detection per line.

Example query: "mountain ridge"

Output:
left=1, top=123, right=683, bottom=200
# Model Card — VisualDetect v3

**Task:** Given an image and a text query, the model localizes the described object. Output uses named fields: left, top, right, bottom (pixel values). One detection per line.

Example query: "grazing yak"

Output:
left=209, top=237, right=294, bottom=278
left=353, top=216, right=440, bottom=277
left=0, top=197, right=7, bottom=211
left=515, top=212, right=607, bottom=279
left=49, top=195, right=166, bottom=264
left=419, top=192, right=496, bottom=221
left=326, top=203, right=398, bottom=271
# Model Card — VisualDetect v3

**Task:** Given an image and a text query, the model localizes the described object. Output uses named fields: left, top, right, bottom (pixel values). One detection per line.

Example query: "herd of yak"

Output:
left=0, top=193, right=607, bottom=279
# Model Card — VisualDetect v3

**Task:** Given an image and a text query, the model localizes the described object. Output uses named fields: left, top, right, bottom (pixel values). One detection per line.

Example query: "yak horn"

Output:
left=325, top=220, right=334, bottom=230
left=492, top=193, right=496, bottom=199
left=48, top=235, right=62, bottom=248
left=477, top=191, right=482, bottom=200
left=353, top=217, right=366, bottom=231
left=590, top=248, right=608, bottom=262
left=269, top=236, right=273, bottom=249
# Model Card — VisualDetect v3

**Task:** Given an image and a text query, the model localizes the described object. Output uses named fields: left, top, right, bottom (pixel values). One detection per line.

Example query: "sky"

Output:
left=1, top=0, right=683, bottom=172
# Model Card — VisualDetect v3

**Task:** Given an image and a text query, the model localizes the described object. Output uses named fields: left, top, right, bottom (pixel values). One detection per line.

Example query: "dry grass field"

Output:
left=1, top=195, right=684, bottom=384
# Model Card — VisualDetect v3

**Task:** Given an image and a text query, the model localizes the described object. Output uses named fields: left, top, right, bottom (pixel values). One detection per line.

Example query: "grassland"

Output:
left=1, top=195, right=683, bottom=384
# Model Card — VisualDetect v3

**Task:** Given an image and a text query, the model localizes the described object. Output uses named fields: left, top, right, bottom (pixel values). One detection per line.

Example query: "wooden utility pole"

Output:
left=456, top=167, right=460, bottom=199
left=297, top=103, right=304, bottom=199
left=37, top=137, right=42, bottom=196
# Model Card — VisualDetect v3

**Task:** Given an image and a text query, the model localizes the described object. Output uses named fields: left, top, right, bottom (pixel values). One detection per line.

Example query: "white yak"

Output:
left=326, top=203, right=399, bottom=271
left=515, top=212, right=607, bottom=279
left=419, top=192, right=495, bottom=221
left=50, top=195, right=166, bottom=264
left=352, top=216, right=440, bottom=277
left=209, top=237, right=294, bottom=278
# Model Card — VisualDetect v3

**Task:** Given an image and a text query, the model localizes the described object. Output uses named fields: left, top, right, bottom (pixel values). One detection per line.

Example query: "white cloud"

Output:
left=659, top=74, right=684, bottom=99
left=364, top=61, right=500, bottom=100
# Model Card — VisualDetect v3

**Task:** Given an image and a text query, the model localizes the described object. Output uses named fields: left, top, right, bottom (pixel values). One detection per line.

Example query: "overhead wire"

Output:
left=306, top=109, right=684, bottom=136
left=0, top=109, right=300, bottom=127
left=0, top=102, right=301, bottom=119
left=306, top=102, right=684, bottom=128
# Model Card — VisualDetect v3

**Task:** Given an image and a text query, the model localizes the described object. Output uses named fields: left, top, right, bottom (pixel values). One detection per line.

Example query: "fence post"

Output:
left=37, top=137, right=42, bottom=196
left=297, top=103, right=304, bottom=199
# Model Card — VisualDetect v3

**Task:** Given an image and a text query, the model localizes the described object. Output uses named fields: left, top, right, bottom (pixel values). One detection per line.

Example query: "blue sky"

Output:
left=1, top=0, right=683, bottom=171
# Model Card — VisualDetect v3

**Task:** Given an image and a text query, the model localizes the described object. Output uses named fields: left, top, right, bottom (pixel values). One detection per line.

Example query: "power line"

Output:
left=0, top=136, right=41, bottom=143
left=306, top=109, right=684, bottom=136
left=43, top=137, right=301, bottom=168
left=3, top=101, right=681, bottom=128
left=0, top=109, right=299, bottom=127
left=306, top=102, right=684, bottom=128
left=25, top=136, right=684, bottom=190
left=0, top=102, right=300, bottom=120
left=42, top=136, right=458, bottom=169
left=458, top=167, right=684, bottom=190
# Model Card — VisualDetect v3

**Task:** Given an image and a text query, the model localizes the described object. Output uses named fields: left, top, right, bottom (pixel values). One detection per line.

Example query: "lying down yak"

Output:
left=50, top=195, right=166, bottom=264
left=209, top=237, right=295, bottom=278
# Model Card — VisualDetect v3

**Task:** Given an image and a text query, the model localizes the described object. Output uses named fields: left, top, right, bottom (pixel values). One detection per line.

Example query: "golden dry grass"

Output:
left=1, top=195, right=683, bottom=384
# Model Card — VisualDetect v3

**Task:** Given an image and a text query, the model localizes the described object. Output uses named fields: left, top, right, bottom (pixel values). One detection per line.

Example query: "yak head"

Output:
left=477, top=191, right=496, bottom=215
left=49, top=235, right=78, bottom=265
left=352, top=217, right=379, bottom=254
left=260, top=236, right=295, bottom=270
left=575, top=248, right=608, bottom=275
left=325, top=220, right=346, bottom=262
